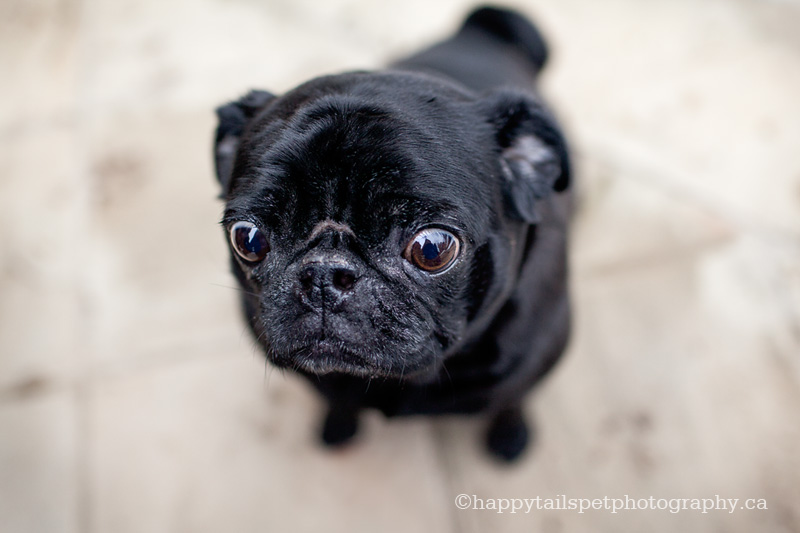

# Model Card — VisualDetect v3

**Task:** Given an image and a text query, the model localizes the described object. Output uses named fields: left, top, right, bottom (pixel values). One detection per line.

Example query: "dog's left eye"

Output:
left=230, top=221, right=270, bottom=263
left=404, top=228, right=460, bottom=273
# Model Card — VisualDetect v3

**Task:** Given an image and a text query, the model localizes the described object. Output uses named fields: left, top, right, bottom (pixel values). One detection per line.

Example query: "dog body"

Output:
left=214, top=7, right=572, bottom=460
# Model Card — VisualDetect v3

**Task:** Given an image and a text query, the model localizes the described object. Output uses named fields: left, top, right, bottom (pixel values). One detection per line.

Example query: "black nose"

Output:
left=298, top=260, right=360, bottom=303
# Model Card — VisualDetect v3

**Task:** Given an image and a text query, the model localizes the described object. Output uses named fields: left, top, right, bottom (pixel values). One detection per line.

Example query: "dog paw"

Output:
left=320, top=409, right=359, bottom=447
left=486, top=408, right=532, bottom=462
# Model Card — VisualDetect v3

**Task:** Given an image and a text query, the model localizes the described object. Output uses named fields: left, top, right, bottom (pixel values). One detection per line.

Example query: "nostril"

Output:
left=332, top=268, right=356, bottom=291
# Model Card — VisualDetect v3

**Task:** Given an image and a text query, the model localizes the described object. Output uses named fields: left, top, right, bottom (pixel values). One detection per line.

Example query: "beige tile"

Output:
left=541, top=0, right=800, bottom=234
left=0, top=126, right=87, bottom=389
left=571, top=151, right=735, bottom=274
left=81, top=109, right=241, bottom=373
left=0, top=391, right=79, bottom=533
left=0, top=0, right=79, bottom=130
left=76, top=0, right=393, bottom=115
left=89, top=353, right=452, bottom=533
left=696, top=234, right=800, bottom=381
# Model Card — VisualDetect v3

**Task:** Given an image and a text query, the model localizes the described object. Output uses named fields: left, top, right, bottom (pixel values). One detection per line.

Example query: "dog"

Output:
left=213, top=6, right=572, bottom=461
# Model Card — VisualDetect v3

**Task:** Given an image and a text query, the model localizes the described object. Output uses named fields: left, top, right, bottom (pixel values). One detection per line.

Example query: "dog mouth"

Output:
left=266, top=333, right=439, bottom=380
left=272, top=339, right=378, bottom=376
left=258, top=295, right=442, bottom=379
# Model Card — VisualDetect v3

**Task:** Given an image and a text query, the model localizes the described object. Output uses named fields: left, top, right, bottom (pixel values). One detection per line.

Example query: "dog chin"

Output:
left=267, top=339, right=437, bottom=380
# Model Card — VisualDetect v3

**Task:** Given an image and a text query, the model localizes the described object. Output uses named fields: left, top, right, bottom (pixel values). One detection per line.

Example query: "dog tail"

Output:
left=460, top=6, right=549, bottom=73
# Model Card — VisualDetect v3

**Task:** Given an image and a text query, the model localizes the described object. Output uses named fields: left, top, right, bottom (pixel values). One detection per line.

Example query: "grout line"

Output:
left=75, top=380, right=92, bottom=533
left=70, top=0, right=101, bottom=527
left=63, top=0, right=92, bottom=527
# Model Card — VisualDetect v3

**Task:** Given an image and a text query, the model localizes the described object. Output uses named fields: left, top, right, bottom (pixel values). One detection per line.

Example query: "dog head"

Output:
left=213, top=71, right=569, bottom=380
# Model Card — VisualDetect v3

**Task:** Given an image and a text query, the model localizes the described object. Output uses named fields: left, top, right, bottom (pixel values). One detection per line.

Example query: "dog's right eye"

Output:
left=404, top=228, right=460, bottom=274
left=230, top=221, right=270, bottom=263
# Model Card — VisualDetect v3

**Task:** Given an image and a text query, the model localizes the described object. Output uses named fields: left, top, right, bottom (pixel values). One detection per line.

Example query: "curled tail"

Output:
left=460, top=6, right=549, bottom=73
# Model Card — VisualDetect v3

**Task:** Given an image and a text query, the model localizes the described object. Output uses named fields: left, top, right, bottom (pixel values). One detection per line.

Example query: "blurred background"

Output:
left=1, top=0, right=799, bottom=531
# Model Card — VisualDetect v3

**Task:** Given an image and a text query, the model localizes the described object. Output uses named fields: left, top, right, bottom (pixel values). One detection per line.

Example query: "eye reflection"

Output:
left=230, top=221, right=270, bottom=263
left=404, top=228, right=460, bottom=273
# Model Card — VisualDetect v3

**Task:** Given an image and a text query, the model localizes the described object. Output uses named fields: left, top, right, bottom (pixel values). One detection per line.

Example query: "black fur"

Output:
left=213, top=6, right=572, bottom=462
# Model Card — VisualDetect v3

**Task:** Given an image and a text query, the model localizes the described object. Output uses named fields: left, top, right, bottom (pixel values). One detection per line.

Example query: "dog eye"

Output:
left=230, top=221, right=270, bottom=263
left=404, top=228, right=460, bottom=273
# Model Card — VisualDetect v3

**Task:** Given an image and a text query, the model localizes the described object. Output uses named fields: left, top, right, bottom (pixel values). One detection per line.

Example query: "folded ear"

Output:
left=483, top=90, right=570, bottom=223
left=214, top=90, right=275, bottom=196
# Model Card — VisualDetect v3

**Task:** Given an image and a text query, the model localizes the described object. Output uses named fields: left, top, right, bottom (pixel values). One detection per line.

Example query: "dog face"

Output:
left=214, top=72, right=568, bottom=380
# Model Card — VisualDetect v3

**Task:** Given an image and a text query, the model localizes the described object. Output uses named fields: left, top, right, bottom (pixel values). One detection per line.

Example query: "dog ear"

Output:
left=214, top=90, right=275, bottom=196
left=483, top=90, right=570, bottom=223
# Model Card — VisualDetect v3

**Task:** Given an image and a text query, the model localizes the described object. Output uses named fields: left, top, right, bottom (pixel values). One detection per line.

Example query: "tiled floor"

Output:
left=1, top=0, right=799, bottom=531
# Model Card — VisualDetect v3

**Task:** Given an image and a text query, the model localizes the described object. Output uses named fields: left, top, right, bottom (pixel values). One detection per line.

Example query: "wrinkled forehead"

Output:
left=228, top=96, right=491, bottom=243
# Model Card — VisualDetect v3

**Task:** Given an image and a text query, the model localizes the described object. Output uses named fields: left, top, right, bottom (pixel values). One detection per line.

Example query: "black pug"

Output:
left=213, top=6, right=572, bottom=462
